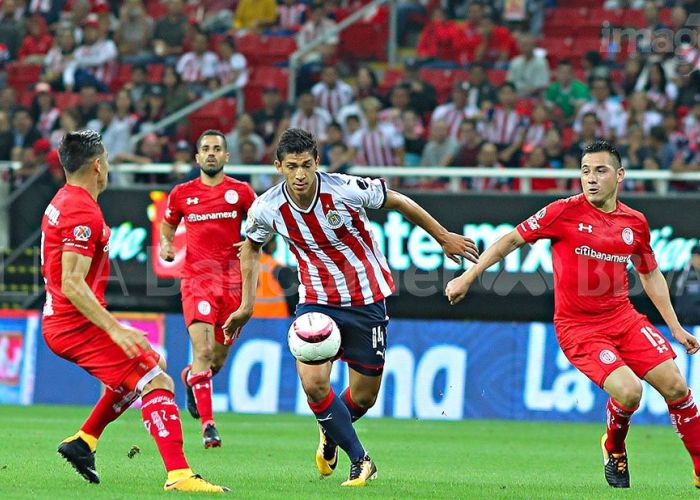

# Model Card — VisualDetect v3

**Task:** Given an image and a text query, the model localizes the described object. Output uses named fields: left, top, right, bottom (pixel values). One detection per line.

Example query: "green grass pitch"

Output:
left=0, top=405, right=696, bottom=498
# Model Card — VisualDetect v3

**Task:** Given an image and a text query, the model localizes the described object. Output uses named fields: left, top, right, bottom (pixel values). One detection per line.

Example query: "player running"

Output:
left=446, top=140, right=700, bottom=490
left=160, top=130, right=255, bottom=448
left=41, top=130, right=227, bottom=492
left=223, top=128, right=480, bottom=486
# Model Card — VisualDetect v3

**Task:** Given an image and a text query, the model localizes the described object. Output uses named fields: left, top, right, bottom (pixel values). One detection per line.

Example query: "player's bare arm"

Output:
left=639, top=267, right=700, bottom=355
left=61, top=251, right=150, bottom=358
left=223, top=238, right=263, bottom=341
left=383, top=190, right=479, bottom=265
left=159, top=220, right=177, bottom=262
left=446, top=229, right=527, bottom=305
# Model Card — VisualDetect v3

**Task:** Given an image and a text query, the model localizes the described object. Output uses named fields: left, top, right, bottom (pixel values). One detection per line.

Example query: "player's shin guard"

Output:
left=141, top=389, right=190, bottom=472
left=341, top=388, right=369, bottom=423
left=188, top=369, right=214, bottom=427
left=78, top=388, right=138, bottom=451
left=605, top=398, right=637, bottom=453
left=309, top=389, right=365, bottom=462
left=667, top=389, right=700, bottom=475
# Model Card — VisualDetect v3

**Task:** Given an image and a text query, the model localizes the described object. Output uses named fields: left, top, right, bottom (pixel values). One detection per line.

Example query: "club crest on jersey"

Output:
left=186, top=197, right=199, bottom=205
left=622, top=227, right=634, bottom=245
left=326, top=210, right=344, bottom=229
left=225, top=189, right=239, bottom=204
left=197, top=300, right=211, bottom=315
left=599, top=349, right=617, bottom=365
left=73, top=225, right=91, bottom=241
left=578, top=223, right=593, bottom=233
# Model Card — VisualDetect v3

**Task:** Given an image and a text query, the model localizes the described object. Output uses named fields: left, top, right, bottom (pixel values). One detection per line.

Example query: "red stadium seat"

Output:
left=623, top=10, right=646, bottom=29
left=487, top=69, right=507, bottom=86
left=379, top=68, right=405, bottom=94
left=147, top=63, right=165, bottom=83
left=339, top=23, right=388, bottom=61
left=53, top=92, right=81, bottom=109
left=236, top=34, right=262, bottom=65
left=7, top=63, right=43, bottom=92
left=250, top=66, right=289, bottom=90
left=255, top=36, right=296, bottom=67
left=110, top=64, right=133, bottom=92
left=188, top=98, right=237, bottom=143
left=419, top=68, right=460, bottom=103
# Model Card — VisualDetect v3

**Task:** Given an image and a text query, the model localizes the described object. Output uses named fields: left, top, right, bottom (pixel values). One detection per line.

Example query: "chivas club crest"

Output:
left=326, top=210, right=344, bottom=229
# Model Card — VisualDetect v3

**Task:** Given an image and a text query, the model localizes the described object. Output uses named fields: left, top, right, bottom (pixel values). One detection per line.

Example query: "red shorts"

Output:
left=181, top=278, right=242, bottom=345
left=557, top=314, right=676, bottom=388
left=43, top=322, right=161, bottom=392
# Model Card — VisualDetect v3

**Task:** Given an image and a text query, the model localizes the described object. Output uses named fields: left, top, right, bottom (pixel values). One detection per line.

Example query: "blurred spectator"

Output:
left=421, top=120, right=459, bottom=167
left=544, top=59, right=589, bottom=123
left=320, top=121, right=345, bottom=165
left=400, top=58, right=437, bottom=117
left=0, top=87, right=17, bottom=116
left=542, top=128, right=564, bottom=170
left=581, top=51, right=609, bottom=84
left=238, top=138, right=259, bottom=165
left=312, top=65, right=354, bottom=120
left=125, top=64, right=149, bottom=114
left=226, top=113, right=265, bottom=164
left=416, top=7, right=463, bottom=64
left=45, top=149, right=66, bottom=186
left=217, top=36, right=248, bottom=88
left=482, top=82, right=528, bottom=166
left=523, top=103, right=550, bottom=151
left=172, top=139, right=195, bottom=181
left=473, top=142, right=507, bottom=191
left=566, top=112, right=601, bottom=169
left=465, top=14, right=518, bottom=68
left=0, top=111, right=12, bottom=161
left=74, top=83, right=99, bottom=126
left=674, top=62, right=700, bottom=110
left=44, top=29, right=76, bottom=91
left=618, top=123, right=650, bottom=190
left=49, top=109, right=81, bottom=149
left=646, top=125, right=675, bottom=171
left=114, top=89, right=139, bottom=131
left=27, top=0, right=62, bottom=25
left=380, top=84, right=422, bottom=133
left=14, top=138, right=51, bottom=184
left=682, top=95, right=700, bottom=143
left=465, top=63, right=497, bottom=111
left=622, top=91, right=662, bottom=138
left=618, top=57, right=643, bottom=97
left=574, top=78, right=624, bottom=141
left=506, top=33, right=550, bottom=97
left=162, top=65, right=191, bottom=120
left=396, top=0, right=428, bottom=46
left=290, top=92, right=333, bottom=143
left=348, top=97, right=404, bottom=167
left=115, top=0, right=154, bottom=63
left=525, top=146, right=558, bottom=192
left=635, top=61, right=677, bottom=112
left=0, top=0, right=23, bottom=59
left=86, top=102, right=133, bottom=158
left=459, top=0, right=485, bottom=40
left=11, top=107, right=42, bottom=161
left=30, top=83, right=60, bottom=138
left=277, top=0, right=307, bottom=33
left=432, top=82, right=476, bottom=140
left=153, top=0, right=188, bottom=58
left=450, top=119, right=483, bottom=168
left=176, top=31, right=218, bottom=89
left=296, top=2, right=338, bottom=63
left=353, top=66, right=382, bottom=101
left=327, top=142, right=351, bottom=174
left=636, top=1, right=668, bottom=55
left=251, top=86, right=293, bottom=146
left=18, top=14, right=52, bottom=63
left=115, top=133, right=173, bottom=184
left=134, top=84, right=170, bottom=136
left=672, top=244, right=700, bottom=325
left=64, top=15, right=117, bottom=92
left=233, top=0, right=278, bottom=31
left=400, top=109, right=427, bottom=167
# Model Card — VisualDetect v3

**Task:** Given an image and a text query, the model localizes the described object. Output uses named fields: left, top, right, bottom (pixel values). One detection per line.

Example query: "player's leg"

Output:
left=185, top=321, right=217, bottom=440
left=644, top=359, right=700, bottom=487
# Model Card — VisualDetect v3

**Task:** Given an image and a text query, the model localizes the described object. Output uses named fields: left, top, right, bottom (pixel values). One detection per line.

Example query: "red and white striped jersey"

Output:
left=483, top=106, right=528, bottom=145
left=65, top=39, right=117, bottom=87
left=289, top=107, right=333, bottom=141
left=311, top=80, right=354, bottom=119
left=431, top=103, right=472, bottom=139
left=349, top=123, right=404, bottom=166
left=245, top=172, right=395, bottom=306
left=176, top=51, right=219, bottom=83
left=523, top=122, right=549, bottom=149
left=278, top=3, right=307, bottom=31
left=574, top=100, right=626, bottom=139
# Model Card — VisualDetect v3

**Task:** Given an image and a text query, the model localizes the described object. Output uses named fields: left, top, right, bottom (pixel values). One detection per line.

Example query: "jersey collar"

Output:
left=283, top=172, right=321, bottom=214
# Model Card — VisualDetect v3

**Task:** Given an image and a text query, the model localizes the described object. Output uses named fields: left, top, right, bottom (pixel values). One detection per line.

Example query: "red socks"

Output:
left=188, top=369, right=214, bottom=428
left=81, top=388, right=138, bottom=442
left=668, top=389, right=700, bottom=475
left=141, top=389, right=189, bottom=471
left=605, top=398, right=637, bottom=453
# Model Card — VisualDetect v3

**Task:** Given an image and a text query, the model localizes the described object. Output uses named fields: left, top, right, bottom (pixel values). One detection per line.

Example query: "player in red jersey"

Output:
left=41, top=130, right=227, bottom=492
left=160, top=130, right=255, bottom=448
left=446, top=140, right=700, bottom=490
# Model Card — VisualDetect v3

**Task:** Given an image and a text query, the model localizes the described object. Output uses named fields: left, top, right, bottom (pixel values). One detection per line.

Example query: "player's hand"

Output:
left=223, top=307, right=252, bottom=344
left=445, top=275, right=473, bottom=305
left=160, top=241, right=176, bottom=262
left=672, top=328, right=700, bottom=355
left=107, top=324, right=151, bottom=358
left=233, top=241, right=245, bottom=259
left=440, top=232, right=479, bottom=265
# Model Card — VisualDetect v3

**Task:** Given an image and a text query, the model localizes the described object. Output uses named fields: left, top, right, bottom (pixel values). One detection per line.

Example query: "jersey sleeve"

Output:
left=244, top=197, right=274, bottom=244
left=336, top=174, right=387, bottom=209
left=631, top=216, right=658, bottom=274
left=60, top=210, right=104, bottom=258
left=516, top=198, right=570, bottom=243
left=241, top=183, right=257, bottom=216
left=163, top=186, right=183, bottom=226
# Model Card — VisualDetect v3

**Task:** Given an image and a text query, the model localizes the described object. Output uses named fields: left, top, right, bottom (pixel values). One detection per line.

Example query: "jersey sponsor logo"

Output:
left=326, top=210, right=344, bottom=229
left=44, top=203, right=60, bottom=225
left=225, top=189, right=239, bottom=204
left=197, top=300, right=212, bottom=315
left=187, top=210, right=238, bottom=222
left=622, top=227, right=634, bottom=245
left=73, top=225, right=92, bottom=241
left=526, top=216, right=540, bottom=231
left=535, top=207, right=547, bottom=220
left=578, top=223, right=593, bottom=233
left=575, top=245, right=630, bottom=263
left=186, top=197, right=199, bottom=205
left=599, top=349, right=617, bottom=365
left=356, top=179, right=369, bottom=190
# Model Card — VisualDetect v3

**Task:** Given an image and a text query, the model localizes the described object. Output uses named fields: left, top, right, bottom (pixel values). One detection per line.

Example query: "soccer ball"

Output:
left=288, top=312, right=341, bottom=363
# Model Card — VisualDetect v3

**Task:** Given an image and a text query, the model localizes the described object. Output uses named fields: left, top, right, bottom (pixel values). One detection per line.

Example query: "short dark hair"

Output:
left=276, top=128, right=318, bottom=162
left=197, top=129, right=227, bottom=151
left=582, top=140, right=622, bottom=169
left=500, top=81, right=516, bottom=92
left=58, top=129, right=105, bottom=174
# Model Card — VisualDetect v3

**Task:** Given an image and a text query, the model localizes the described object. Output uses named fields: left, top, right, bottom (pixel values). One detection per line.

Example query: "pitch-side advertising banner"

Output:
left=0, top=310, right=38, bottom=405
left=29, top=314, right=700, bottom=424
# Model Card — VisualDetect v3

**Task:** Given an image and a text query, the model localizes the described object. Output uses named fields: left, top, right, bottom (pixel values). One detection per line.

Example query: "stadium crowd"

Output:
left=0, top=0, right=699, bottom=192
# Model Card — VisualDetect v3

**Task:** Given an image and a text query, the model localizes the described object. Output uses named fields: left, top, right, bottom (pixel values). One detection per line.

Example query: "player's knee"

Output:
left=616, top=381, right=643, bottom=407
left=210, top=356, right=226, bottom=375
left=301, top=377, right=330, bottom=402
left=351, top=389, right=378, bottom=409
left=661, top=376, right=688, bottom=402
left=157, top=355, right=167, bottom=371
left=142, top=372, right=174, bottom=395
